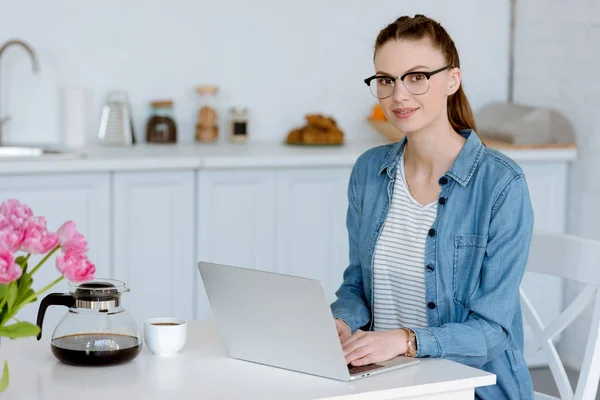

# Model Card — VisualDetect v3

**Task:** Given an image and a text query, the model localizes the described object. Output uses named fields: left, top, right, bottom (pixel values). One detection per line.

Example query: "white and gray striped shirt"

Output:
left=373, top=153, right=437, bottom=331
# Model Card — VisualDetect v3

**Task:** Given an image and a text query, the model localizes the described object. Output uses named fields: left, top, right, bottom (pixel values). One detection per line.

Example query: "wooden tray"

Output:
left=479, top=136, right=576, bottom=149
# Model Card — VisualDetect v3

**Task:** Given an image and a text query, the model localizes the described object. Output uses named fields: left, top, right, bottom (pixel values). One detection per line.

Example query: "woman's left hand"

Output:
left=342, top=329, right=408, bottom=366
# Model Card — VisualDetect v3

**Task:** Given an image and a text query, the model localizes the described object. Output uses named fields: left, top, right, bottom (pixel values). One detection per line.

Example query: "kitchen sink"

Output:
left=0, top=145, right=84, bottom=160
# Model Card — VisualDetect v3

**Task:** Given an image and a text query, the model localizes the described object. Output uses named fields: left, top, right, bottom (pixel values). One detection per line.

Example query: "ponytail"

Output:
left=447, top=86, right=477, bottom=132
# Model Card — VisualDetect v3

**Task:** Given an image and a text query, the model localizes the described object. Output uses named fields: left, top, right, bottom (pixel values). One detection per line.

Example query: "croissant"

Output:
left=286, top=113, right=344, bottom=145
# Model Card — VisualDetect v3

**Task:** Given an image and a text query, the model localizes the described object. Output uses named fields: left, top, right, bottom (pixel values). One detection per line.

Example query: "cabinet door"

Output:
left=113, top=171, right=195, bottom=326
left=0, top=173, right=110, bottom=337
left=520, top=163, right=569, bottom=366
left=195, top=170, right=276, bottom=320
left=275, top=168, right=351, bottom=303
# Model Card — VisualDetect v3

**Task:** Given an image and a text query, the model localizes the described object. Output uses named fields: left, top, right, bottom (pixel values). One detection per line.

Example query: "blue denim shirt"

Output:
left=331, top=130, right=535, bottom=400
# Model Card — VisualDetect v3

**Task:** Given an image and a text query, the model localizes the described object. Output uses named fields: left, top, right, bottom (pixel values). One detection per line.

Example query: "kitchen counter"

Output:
left=0, top=140, right=578, bottom=175
left=2, top=320, right=496, bottom=399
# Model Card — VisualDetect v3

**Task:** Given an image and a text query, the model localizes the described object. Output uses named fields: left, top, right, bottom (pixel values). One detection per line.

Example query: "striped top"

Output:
left=372, top=153, right=437, bottom=331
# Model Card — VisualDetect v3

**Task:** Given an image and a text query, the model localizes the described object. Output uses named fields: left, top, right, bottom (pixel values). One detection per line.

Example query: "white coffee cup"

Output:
left=143, top=317, right=187, bottom=356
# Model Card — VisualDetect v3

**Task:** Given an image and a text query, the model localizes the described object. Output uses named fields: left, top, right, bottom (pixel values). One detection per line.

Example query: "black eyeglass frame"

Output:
left=363, top=64, right=454, bottom=97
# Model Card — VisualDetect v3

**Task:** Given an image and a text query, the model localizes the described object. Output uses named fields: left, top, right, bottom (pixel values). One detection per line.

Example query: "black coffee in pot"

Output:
left=51, top=333, right=141, bottom=366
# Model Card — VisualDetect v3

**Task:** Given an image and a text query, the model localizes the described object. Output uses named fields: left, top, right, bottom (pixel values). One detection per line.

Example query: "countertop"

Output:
left=2, top=320, right=496, bottom=400
left=0, top=139, right=578, bottom=175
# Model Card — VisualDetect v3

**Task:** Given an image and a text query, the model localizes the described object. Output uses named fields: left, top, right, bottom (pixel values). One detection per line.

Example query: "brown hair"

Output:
left=374, top=15, right=478, bottom=133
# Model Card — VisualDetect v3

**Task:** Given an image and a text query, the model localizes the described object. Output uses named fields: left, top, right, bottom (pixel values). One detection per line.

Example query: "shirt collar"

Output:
left=378, top=129, right=485, bottom=187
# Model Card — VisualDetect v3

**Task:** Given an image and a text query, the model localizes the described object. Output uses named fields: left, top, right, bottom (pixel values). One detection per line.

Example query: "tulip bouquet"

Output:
left=0, top=199, right=95, bottom=392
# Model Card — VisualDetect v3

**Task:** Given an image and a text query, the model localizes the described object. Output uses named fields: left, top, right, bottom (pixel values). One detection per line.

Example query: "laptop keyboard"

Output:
left=347, top=363, right=385, bottom=375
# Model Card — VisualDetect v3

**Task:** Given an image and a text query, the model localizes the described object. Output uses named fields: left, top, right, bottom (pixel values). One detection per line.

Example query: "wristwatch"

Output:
left=401, top=328, right=418, bottom=357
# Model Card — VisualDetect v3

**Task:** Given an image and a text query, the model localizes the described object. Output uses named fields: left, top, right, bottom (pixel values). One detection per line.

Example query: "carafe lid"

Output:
left=70, top=279, right=130, bottom=311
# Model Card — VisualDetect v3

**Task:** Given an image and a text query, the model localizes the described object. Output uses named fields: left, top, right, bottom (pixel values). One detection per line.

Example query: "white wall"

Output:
left=0, top=0, right=510, bottom=146
left=514, top=0, right=600, bottom=371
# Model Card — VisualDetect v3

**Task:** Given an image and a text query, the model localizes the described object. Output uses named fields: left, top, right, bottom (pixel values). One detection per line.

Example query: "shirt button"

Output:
left=439, top=177, right=448, bottom=185
left=428, top=229, right=436, bottom=237
left=426, top=264, right=435, bottom=272
left=438, top=197, right=446, bottom=205
left=427, top=302, right=437, bottom=309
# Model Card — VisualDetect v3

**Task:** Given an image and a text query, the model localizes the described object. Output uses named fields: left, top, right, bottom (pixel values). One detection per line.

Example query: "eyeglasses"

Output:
left=364, top=65, right=453, bottom=98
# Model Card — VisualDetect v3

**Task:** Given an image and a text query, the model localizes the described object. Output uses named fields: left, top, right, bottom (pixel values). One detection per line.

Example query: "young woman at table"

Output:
left=330, top=14, right=535, bottom=400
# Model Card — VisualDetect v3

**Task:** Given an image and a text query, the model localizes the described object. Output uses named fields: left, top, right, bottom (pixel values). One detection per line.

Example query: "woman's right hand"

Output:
left=335, top=318, right=352, bottom=343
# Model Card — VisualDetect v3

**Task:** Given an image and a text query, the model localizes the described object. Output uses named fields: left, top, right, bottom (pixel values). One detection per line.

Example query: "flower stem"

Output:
left=32, top=276, right=64, bottom=299
left=29, top=246, right=60, bottom=276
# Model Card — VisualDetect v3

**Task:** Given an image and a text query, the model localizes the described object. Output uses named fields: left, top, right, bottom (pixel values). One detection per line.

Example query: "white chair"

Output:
left=521, top=230, right=600, bottom=400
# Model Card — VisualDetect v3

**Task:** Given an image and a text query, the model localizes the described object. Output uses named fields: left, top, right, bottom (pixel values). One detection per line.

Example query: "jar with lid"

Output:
left=146, top=100, right=177, bottom=143
left=195, top=86, right=219, bottom=142
left=229, top=107, right=248, bottom=144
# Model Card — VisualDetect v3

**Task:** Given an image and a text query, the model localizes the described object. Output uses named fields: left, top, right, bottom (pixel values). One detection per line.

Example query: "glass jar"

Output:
left=146, top=100, right=177, bottom=143
left=195, top=86, right=219, bottom=142
left=229, top=107, right=248, bottom=144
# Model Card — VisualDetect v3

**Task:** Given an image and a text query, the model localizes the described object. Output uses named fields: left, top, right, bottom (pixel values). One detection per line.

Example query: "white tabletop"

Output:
left=2, top=321, right=496, bottom=399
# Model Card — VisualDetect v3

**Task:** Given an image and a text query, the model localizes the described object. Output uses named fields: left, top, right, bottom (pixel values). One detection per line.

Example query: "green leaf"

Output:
left=0, top=361, right=8, bottom=393
left=0, top=285, right=8, bottom=300
left=18, top=289, right=35, bottom=305
left=16, top=273, right=33, bottom=304
left=6, top=285, right=17, bottom=312
left=0, top=321, right=40, bottom=339
left=15, top=256, right=29, bottom=274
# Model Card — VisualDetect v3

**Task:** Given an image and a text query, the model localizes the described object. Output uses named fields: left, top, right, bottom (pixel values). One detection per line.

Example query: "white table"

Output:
left=2, top=321, right=496, bottom=399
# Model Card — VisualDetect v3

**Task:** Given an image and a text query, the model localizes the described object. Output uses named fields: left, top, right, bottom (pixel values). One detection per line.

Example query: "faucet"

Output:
left=0, top=39, right=40, bottom=145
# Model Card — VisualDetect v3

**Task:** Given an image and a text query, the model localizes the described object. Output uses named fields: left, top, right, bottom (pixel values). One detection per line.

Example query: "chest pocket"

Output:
left=453, top=234, right=487, bottom=310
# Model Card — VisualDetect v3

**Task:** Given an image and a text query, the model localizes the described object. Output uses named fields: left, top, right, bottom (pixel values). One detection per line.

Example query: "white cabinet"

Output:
left=275, top=168, right=351, bottom=303
left=194, top=168, right=352, bottom=319
left=195, top=170, right=276, bottom=320
left=0, top=173, right=111, bottom=337
left=112, top=171, right=195, bottom=326
left=520, top=162, right=570, bottom=367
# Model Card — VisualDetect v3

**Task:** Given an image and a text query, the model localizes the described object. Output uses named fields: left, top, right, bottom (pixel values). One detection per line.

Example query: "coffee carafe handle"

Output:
left=36, top=293, right=75, bottom=341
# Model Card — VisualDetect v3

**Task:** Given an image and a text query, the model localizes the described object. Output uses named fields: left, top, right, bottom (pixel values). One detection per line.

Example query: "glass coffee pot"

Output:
left=36, top=279, right=142, bottom=366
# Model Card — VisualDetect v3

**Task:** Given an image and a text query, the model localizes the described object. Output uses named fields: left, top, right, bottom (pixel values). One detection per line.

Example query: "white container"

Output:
left=143, top=317, right=187, bottom=356
left=60, top=86, right=89, bottom=148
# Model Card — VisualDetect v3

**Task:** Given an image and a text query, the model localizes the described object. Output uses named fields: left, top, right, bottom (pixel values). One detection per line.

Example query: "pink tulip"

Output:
left=0, top=249, right=22, bottom=283
left=21, top=217, right=60, bottom=254
left=0, top=199, right=34, bottom=232
left=57, top=221, right=88, bottom=253
left=55, top=249, right=95, bottom=282
left=0, top=228, right=24, bottom=253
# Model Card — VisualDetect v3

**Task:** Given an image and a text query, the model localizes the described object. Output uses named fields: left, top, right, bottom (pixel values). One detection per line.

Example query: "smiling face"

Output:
left=374, top=38, right=461, bottom=134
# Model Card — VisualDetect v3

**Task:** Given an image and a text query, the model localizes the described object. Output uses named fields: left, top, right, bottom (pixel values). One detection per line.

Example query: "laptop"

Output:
left=197, top=261, right=419, bottom=381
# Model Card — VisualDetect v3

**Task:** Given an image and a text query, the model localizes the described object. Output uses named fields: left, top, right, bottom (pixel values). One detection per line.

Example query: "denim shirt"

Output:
left=331, top=130, right=535, bottom=400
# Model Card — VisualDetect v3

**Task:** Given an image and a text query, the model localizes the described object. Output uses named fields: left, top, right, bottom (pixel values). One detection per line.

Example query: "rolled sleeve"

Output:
left=412, top=327, right=442, bottom=358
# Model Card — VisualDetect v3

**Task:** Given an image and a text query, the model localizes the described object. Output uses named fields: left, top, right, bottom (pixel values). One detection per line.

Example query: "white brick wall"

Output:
left=514, top=0, right=600, bottom=371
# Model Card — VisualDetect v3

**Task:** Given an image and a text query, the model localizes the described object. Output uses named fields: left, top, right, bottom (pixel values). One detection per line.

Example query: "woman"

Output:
left=330, top=14, right=535, bottom=400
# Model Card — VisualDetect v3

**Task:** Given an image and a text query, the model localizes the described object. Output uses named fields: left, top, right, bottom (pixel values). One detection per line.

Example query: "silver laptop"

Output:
left=198, top=261, right=418, bottom=381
